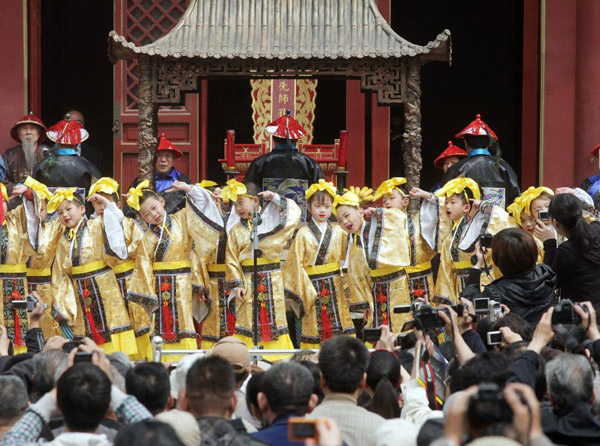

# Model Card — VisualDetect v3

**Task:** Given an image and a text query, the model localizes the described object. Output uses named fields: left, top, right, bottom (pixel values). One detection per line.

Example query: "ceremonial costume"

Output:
left=433, top=141, right=468, bottom=171
left=441, top=114, right=520, bottom=208
left=47, top=188, right=136, bottom=355
left=244, top=113, right=324, bottom=218
left=126, top=184, right=223, bottom=357
left=284, top=180, right=355, bottom=348
left=33, top=117, right=100, bottom=193
left=580, top=143, right=600, bottom=209
left=225, top=182, right=301, bottom=350
left=0, top=185, right=37, bottom=354
left=335, top=191, right=412, bottom=332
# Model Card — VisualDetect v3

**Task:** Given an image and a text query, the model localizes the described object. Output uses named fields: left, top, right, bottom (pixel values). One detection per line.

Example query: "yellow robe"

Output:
left=226, top=196, right=301, bottom=350
left=284, top=219, right=355, bottom=348
left=0, top=204, right=35, bottom=354
left=127, top=187, right=222, bottom=360
left=51, top=214, right=137, bottom=355
left=405, top=212, right=437, bottom=303
left=348, top=208, right=412, bottom=332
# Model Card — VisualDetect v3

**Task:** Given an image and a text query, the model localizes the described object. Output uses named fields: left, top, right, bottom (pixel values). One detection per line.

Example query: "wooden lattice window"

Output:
left=125, top=0, right=186, bottom=110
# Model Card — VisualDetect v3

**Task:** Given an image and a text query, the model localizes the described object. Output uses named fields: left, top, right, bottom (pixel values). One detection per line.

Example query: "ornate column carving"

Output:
left=137, top=54, right=159, bottom=185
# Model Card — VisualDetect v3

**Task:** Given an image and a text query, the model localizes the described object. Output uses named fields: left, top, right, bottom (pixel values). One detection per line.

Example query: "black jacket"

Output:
left=544, top=221, right=600, bottom=317
left=462, top=264, right=556, bottom=326
left=441, top=154, right=520, bottom=208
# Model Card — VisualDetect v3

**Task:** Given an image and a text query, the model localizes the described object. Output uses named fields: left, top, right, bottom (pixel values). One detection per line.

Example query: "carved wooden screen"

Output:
left=113, top=0, right=199, bottom=190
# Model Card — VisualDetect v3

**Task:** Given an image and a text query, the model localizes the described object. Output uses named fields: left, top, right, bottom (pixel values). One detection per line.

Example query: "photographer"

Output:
left=536, top=193, right=600, bottom=314
left=462, top=229, right=556, bottom=325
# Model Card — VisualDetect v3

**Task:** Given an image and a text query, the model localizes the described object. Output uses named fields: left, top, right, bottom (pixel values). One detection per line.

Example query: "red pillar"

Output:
left=575, top=0, right=600, bottom=182
left=346, top=80, right=366, bottom=187
left=540, top=0, right=577, bottom=188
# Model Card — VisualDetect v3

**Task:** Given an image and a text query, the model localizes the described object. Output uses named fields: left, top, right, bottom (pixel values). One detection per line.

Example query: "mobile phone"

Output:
left=74, top=352, right=93, bottom=363
left=401, top=320, right=416, bottom=332
left=362, top=328, right=382, bottom=343
left=487, top=331, right=503, bottom=345
left=288, top=417, right=318, bottom=441
left=538, top=211, right=549, bottom=222
left=63, top=341, right=82, bottom=353
left=479, top=233, right=493, bottom=249
left=393, top=305, right=412, bottom=314
left=473, top=298, right=490, bottom=314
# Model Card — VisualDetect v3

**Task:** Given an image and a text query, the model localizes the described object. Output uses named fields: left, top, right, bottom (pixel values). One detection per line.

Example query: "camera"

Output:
left=538, top=210, right=550, bottom=222
left=362, top=328, right=381, bottom=343
left=487, top=331, right=503, bottom=346
left=468, top=382, right=512, bottom=424
left=413, top=305, right=446, bottom=331
left=552, top=299, right=586, bottom=325
left=479, top=233, right=493, bottom=249
left=473, top=297, right=502, bottom=322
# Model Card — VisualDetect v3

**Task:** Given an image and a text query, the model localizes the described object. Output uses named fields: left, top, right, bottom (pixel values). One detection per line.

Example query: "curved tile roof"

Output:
left=109, top=0, right=450, bottom=63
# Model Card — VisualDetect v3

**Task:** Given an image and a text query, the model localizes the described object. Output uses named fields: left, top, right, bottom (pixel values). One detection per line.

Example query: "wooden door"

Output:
left=113, top=0, right=199, bottom=191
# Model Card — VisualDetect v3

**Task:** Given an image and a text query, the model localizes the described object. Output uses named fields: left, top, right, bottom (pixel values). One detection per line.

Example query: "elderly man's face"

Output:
left=17, top=124, right=41, bottom=143
left=156, top=152, right=175, bottom=174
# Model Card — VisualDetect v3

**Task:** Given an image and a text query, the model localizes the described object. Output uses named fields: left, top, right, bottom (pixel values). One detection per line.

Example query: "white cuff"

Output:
left=104, top=203, right=128, bottom=260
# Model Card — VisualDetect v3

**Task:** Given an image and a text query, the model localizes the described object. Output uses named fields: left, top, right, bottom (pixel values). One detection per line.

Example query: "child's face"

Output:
left=382, top=189, right=409, bottom=211
left=308, top=197, right=333, bottom=223
left=39, top=200, right=48, bottom=221
left=519, top=212, right=536, bottom=234
left=139, top=196, right=166, bottom=225
left=442, top=156, right=461, bottom=174
left=445, top=193, right=470, bottom=221
left=92, top=192, right=116, bottom=217
left=233, top=195, right=255, bottom=219
left=57, top=200, right=86, bottom=228
left=530, top=195, right=551, bottom=221
left=336, top=205, right=362, bottom=234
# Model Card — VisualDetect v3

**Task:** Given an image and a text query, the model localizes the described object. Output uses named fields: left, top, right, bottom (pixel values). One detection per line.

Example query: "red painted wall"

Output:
left=0, top=1, right=27, bottom=154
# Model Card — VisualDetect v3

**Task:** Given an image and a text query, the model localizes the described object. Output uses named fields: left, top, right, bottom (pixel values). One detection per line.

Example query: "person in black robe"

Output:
left=441, top=114, right=520, bottom=209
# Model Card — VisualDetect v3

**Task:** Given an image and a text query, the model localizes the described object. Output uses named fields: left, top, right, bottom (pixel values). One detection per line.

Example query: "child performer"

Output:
left=126, top=180, right=223, bottom=357
left=283, top=179, right=355, bottom=348
left=433, top=177, right=514, bottom=302
left=224, top=179, right=301, bottom=351
left=373, top=177, right=439, bottom=303
left=47, top=188, right=137, bottom=354
left=334, top=190, right=412, bottom=332
left=0, top=182, right=38, bottom=354
left=23, top=177, right=61, bottom=339
left=87, top=177, right=151, bottom=358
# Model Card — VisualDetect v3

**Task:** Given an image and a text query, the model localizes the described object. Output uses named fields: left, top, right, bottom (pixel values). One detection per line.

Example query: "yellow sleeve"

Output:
left=283, top=228, right=315, bottom=319
left=225, top=225, right=246, bottom=291
left=435, top=237, right=458, bottom=303
left=126, top=232, right=159, bottom=315
left=50, top=240, right=78, bottom=324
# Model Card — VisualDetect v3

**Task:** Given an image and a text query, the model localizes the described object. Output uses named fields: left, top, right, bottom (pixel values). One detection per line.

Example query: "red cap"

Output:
left=265, top=111, right=306, bottom=140
left=157, top=133, right=183, bottom=159
left=455, top=114, right=498, bottom=141
left=591, top=143, right=600, bottom=159
left=10, top=113, right=47, bottom=143
left=46, top=117, right=89, bottom=145
left=434, top=141, right=468, bottom=170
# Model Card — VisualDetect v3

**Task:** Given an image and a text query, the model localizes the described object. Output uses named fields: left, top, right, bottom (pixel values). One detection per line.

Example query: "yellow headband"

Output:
left=126, top=179, right=152, bottom=211
left=373, top=177, right=407, bottom=201
left=47, top=188, right=79, bottom=214
left=24, top=177, right=53, bottom=201
left=88, top=177, right=119, bottom=198
left=0, top=184, right=8, bottom=202
left=197, top=180, right=218, bottom=189
left=435, top=177, right=481, bottom=201
left=509, top=186, right=554, bottom=225
left=306, top=179, right=336, bottom=200
left=220, top=179, right=250, bottom=203
left=332, top=191, right=360, bottom=216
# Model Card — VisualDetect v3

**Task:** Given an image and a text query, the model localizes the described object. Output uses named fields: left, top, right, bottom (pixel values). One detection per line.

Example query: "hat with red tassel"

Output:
left=433, top=141, right=468, bottom=170
left=46, top=115, right=89, bottom=146
left=591, top=142, right=600, bottom=159
left=455, top=114, right=498, bottom=141
left=10, top=112, right=47, bottom=143
left=265, top=110, right=306, bottom=140
left=157, top=133, right=183, bottom=159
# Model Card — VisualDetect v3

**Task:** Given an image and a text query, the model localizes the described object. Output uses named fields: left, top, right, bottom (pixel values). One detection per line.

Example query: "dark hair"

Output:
left=549, top=193, right=594, bottom=252
left=69, top=193, right=85, bottom=207
left=56, top=363, right=111, bottom=432
left=449, top=351, right=510, bottom=394
left=307, top=190, right=334, bottom=206
left=185, top=356, right=235, bottom=416
left=125, top=362, right=170, bottom=415
left=139, top=189, right=161, bottom=208
left=491, top=228, right=538, bottom=278
left=493, top=313, right=533, bottom=342
left=365, top=351, right=401, bottom=419
left=319, top=336, right=369, bottom=393
left=114, top=420, right=184, bottom=446
left=262, top=362, right=314, bottom=416
left=464, top=135, right=491, bottom=150
left=245, top=371, right=265, bottom=416
left=297, top=360, right=325, bottom=404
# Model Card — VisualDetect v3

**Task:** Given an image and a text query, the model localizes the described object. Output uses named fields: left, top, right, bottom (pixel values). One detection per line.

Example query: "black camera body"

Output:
left=468, top=382, right=512, bottom=424
left=552, top=299, right=586, bottom=325
left=479, top=233, right=493, bottom=249
left=413, top=305, right=446, bottom=331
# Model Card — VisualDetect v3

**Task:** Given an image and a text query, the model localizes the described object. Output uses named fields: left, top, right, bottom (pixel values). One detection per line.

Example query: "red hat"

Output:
left=591, top=142, right=600, bottom=159
left=10, top=113, right=47, bottom=143
left=434, top=141, right=468, bottom=169
left=455, top=114, right=498, bottom=141
left=157, top=133, right=183, bottom=159
left=47, top=117, right=89, bottom=145
left=265, top=111, right=306, bottom=140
